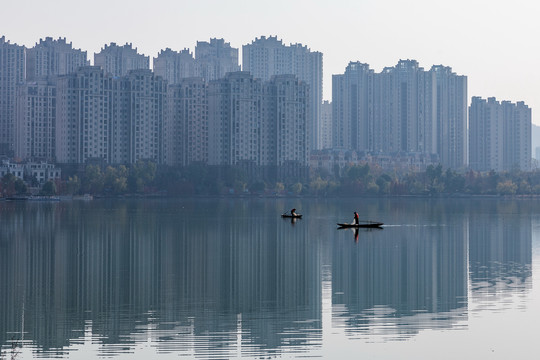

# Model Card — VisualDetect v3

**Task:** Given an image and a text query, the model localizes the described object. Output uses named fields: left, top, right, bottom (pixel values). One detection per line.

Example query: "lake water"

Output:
left=0, top=197, right=538, bottom=359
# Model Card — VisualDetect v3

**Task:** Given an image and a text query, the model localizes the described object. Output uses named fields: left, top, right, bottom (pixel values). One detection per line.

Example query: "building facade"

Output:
left=431, top=65, right=468, bottom=169
left=26, top=37, right=88, bottom=81
left=208, top=72, right=309, bottom=179
left=332, top=60, right=467, bottom=170
left=55, top=66, right=113, bottom=164
left=125, top=70, right=167, bottom=164
left=243, top=36, right=322, bottom=151
left=320, top=100, right=332, bottom=150
left=469, top=97, right=531, bottom=172
left=94, top=43, right=149, bottom=77
left=165, top=78, right=208, bottom=166
left=195, top=38, right=240, bottom=82
left=208, top=72, right=266, bottom=167
left=270, top=74, right=309, bottom=178
left=153, top=48, right=196, bottom=84
left=0, top=36, right=26, bottom=156
left=15, top=78, right=57, bottom=161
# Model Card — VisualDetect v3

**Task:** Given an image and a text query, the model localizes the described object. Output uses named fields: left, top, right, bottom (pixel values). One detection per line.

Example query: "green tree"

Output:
left=1, top=173, right=27, bottom=197
left=82, top=165, right=104, bottom=194
left=290, top=182, right=303, bottom=194
left=376, top=174, right=392, bottom=194
left=310, top=176, right=328, bottom=195
left=128, top=160, right=156, bottom=193
left=251, top=181, right=266, bottom=193
left=347, top=164, right=370, bottom=182
left=40, top=180, right=56, bottom=196
left=497, top=180, right=517, bottom=195
left=66, top=175, right=81, bottom=195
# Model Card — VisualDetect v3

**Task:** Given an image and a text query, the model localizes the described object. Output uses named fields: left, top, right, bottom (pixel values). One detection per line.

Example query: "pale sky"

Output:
left=3, top=0, right=539, bottom=123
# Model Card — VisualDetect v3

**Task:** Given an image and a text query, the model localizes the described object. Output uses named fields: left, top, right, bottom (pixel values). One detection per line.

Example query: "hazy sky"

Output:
left=3, top=0, right=539, bottom=123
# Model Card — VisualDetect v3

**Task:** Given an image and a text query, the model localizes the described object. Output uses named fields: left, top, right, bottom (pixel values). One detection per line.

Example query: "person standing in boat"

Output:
left=353, top=211, right=359, bottom=225
left=290, top=208, right=298, bottom=216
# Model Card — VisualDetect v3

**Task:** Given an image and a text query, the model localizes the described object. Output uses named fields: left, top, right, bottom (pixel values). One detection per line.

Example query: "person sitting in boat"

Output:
left=290, top=208, right=298, bottom=216
left=353, top=211, right=359, bottom=225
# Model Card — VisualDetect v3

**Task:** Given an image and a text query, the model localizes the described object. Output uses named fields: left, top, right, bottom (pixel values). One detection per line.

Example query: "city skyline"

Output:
left=2, top=0, right=538, bottom=125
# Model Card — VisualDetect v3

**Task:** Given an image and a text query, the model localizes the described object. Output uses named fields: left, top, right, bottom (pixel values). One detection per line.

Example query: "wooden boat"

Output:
left=337, top=221, right=383, bottom=228
left=281, top=213, right=302, bottom=218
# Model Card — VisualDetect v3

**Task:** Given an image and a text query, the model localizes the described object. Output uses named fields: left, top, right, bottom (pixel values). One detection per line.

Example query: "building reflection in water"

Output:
left=331, top=205, right=469, bottom=339
left=468, top=201, right=532, bottom=310
left=0, top=200, right=321, bottom=358
left=0, top=198, right=534, bottom=357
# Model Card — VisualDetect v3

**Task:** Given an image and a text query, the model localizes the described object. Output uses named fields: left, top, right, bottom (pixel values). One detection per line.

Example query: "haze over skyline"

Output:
left=3, top=0, right=539, bottom=123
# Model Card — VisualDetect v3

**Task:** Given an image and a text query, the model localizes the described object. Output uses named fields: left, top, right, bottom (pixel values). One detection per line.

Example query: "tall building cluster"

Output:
left=469, top=97, right=531, bottom=171
left=332, top=60, right=468, bottom=169
left=243, top=36, right=323, bottom=151
left=0, top=34, right=534, bottom=174
left=0, top=36, right=313, bottom=179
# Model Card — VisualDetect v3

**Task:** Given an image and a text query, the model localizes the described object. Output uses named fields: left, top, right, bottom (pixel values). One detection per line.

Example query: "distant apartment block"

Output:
left=270, top=74, right=310, bottom=177
left=431, top=65, right=468, bottom=169
left=332, top=62, right=373, bottom=151
left=15, top=78, right=57, bottom=162
left=165, top=78, right=208, bottom=166
left=332, top=60, right=467, bottom=169
left=125, top=69, right=167, bottom=164
left=243, top=36, right=323, bottom=151
left=195, top=38, right=240, bottom=81
left=26, top=37, right=89, bottom=81
left=55, top=66, right=167, bottom=165
left=0, top=36, right=25, bottom=156
left=56, top=66, right=113, bottom=164
left=94, top=43, right=149, bottom=77
left=153, top=48, right=197, bottom=84
left=208, top=72, right=309, bottom=178
left=469, top=97, right=531, bottom=172
left=208, top=72, right=266, bottom=166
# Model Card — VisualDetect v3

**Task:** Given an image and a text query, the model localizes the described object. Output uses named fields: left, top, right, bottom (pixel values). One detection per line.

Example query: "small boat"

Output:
left=337, top=221, right=383, bottom=228
left=281, top=213, right=302, bottom=218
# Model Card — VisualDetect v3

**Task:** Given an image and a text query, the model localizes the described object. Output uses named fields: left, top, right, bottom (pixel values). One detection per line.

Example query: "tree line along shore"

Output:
left=2, top=161, right=540, bottom=198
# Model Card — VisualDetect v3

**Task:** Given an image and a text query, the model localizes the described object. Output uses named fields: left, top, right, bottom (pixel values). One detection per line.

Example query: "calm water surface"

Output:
left=0, top=198, right=538, bottom=359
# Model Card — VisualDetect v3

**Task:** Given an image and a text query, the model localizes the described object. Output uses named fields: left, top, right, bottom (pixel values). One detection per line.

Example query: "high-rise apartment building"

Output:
left=208, top=72, right=309, bottom=179
left=94, top=43, right=149, bottom=77
left=320, top=100, right=332, bottom=150
left=431, top=65, right=468, bottom=169
left=208, top=72, right=266, bottom=167
left=15, top=78, right=57, bottom=161
left=153, top=48, right=196, bottom=84
left=26, top=37, right=89, bottom=81
left=270, top=74, right=309, bottom=178
left=332, top=62, right=374, bottom=152
left=195, top=38, right=240, bottom=81
left=0, top=36, right=25, bottom=156
left=56, top=67, right=166, bottom=165
left=504, top=101, right=531, bottom=171
left=165, top=78, right=208, bottom=166
left=469, top=97, right=531, bottom=172
left=332, top=60, right=467, bottom=169
left=56, top=66, right=112, bottom=164
left=110, top=75, right=130, bottom=165
left=243, top=36, right=322, bottom=151
left=122, top=70, right=167, bottom=164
